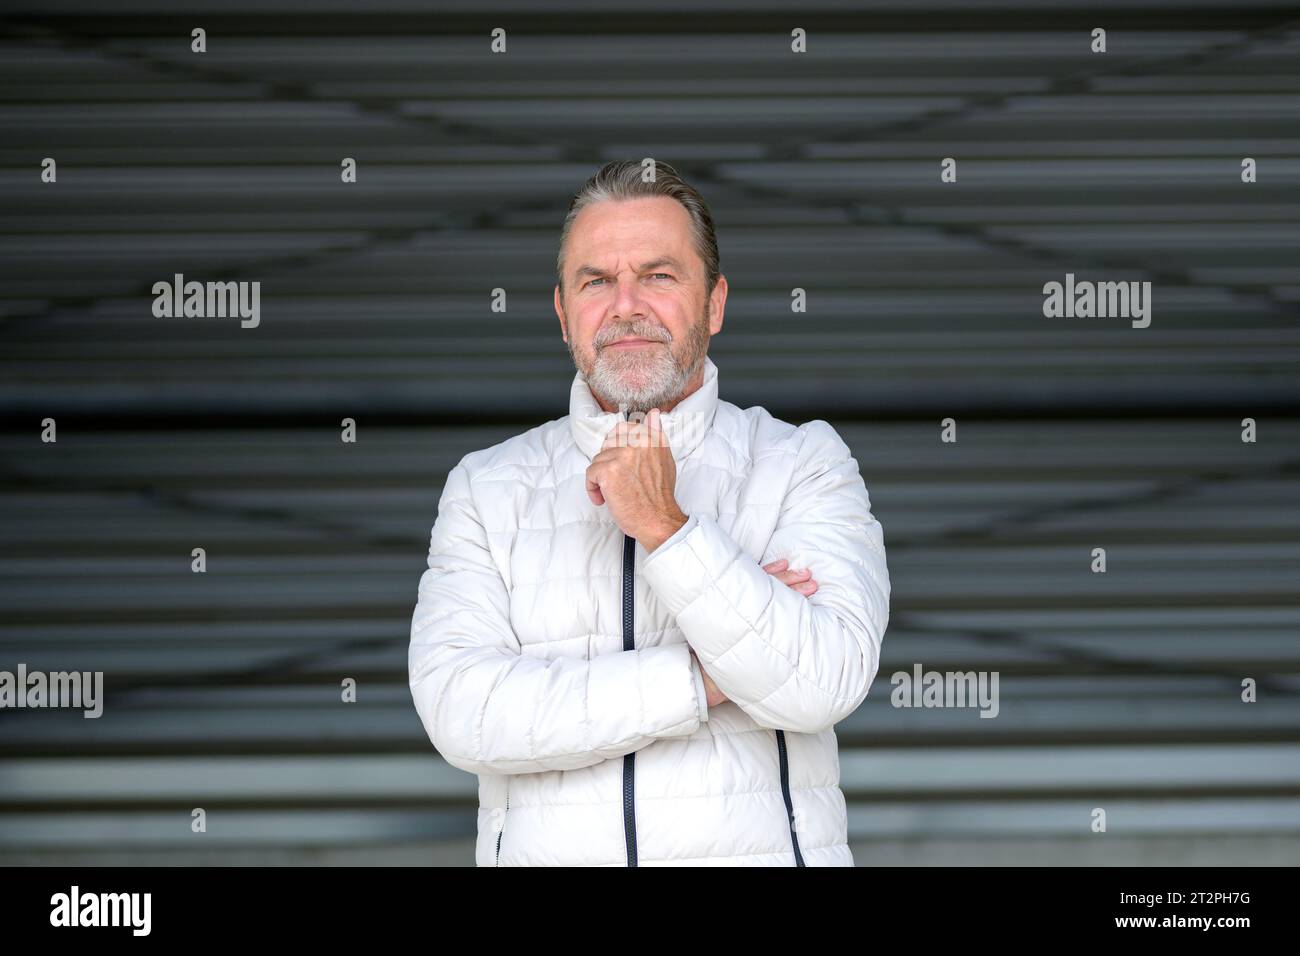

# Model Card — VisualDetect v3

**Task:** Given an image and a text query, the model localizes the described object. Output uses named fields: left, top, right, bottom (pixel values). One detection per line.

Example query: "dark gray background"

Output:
left=1, top=0, right=1298, bottom=865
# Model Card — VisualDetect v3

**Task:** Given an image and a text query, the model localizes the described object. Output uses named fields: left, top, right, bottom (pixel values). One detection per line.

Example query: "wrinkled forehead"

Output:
left=564, top=197, right=697, bottom=275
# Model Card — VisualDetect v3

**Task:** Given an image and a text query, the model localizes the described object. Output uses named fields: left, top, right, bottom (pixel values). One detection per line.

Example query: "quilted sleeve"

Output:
left=408, top=459, right=709, bottom=777
left=639, top=420, right=890, bottom=734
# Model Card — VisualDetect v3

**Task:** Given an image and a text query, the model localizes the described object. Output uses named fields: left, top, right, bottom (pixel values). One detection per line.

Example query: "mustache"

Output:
left=596, top=324, right=671, bottom=348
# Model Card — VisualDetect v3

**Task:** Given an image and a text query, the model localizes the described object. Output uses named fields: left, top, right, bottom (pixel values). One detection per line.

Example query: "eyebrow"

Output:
left=573, top=257, right=686, bottom=281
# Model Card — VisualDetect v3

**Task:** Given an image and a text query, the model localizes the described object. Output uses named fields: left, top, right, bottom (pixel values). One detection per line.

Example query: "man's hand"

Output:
left=692, top=560, right=820, bottom=708
left=692, top=648, right=729, bottom=708
left=586, top=407, right=688, bottom=552
left=761, top=557, right=819, bottom=598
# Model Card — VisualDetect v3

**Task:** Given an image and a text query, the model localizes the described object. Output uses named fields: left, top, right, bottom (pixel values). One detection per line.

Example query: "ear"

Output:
left=554, top=284, right=567, bottom=343
left=707, top=274, right=728, bottom=335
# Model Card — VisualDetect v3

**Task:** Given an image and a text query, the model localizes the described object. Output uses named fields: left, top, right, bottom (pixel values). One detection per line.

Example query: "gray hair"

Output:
left=555, top=160, right=720, bottom=301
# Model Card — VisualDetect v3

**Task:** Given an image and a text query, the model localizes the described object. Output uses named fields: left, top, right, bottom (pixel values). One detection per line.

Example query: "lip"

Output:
left=605, top=338, right=661, bottom=349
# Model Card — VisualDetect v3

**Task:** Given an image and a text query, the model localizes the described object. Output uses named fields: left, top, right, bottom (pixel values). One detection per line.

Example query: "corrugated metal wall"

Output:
left=1, top=0, right=1298, bottom=865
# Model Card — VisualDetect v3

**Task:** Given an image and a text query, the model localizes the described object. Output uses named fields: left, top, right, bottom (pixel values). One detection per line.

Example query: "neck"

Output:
left=593, top=362, right=705, bottom=415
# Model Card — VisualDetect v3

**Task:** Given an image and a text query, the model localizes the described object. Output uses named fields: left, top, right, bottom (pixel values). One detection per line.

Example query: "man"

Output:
left=408, top=160, right=890, bottom=866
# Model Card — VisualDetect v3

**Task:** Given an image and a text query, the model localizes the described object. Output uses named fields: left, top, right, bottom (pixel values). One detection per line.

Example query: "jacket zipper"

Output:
left=495, top=779, right=509, bottom=866
left=621, top=531, right=639, bottom=866
left=498, top=534, right=636, bottom=866
left=776, top=729, right=806, bottom=867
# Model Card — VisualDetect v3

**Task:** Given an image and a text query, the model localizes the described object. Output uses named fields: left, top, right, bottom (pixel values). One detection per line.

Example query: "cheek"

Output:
left=658, top=296, right=698, bottom=336
left=571, top=305, right=605, bottom=344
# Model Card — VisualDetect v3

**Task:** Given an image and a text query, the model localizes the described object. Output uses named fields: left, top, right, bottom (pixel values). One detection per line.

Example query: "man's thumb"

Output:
left=586, top=473, right=604, bottom=506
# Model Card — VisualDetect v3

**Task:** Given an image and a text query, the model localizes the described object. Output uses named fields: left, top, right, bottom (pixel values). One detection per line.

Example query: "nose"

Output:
left=609, top=271, right=650, bottom=322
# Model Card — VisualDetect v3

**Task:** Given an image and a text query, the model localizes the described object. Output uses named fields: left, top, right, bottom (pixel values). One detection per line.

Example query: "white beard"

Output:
left=567, top=305, right=712, bottom=415
left=583, top=343, right=699, bottom=416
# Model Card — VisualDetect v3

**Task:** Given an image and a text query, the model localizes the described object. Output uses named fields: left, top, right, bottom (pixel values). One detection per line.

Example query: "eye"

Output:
left=649, top=273, right=673, bottom=281
left=586, top=277, right=606, bottom=288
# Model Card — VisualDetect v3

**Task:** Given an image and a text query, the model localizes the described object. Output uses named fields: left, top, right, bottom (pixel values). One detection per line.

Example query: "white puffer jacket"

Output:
left=408, top=356, right=890, bottom=866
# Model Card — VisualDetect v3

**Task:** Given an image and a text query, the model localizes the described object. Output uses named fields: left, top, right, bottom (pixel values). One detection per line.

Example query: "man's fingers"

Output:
left=766, top=566, right=814, bottom=585
left=602, top=421, right=633, bottom=449
left=772, top=568, right=811, bottom=584
left=648, top=408, right=666, bottom=448
left=762, top=558, right=789, bottom=572
left=601, top=424, right=626, bottom=450
left=763, top=562, right=819, bottom=595
left=601, top=411, right=670, bottom=451
left=585, top=463, right=605, bottom=505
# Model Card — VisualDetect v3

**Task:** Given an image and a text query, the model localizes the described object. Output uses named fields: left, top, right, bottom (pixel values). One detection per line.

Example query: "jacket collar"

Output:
left=569, top=355, right=720, bottom=464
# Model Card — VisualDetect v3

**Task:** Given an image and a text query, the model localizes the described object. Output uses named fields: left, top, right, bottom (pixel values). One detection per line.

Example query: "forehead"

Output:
left=566, top=196, right=694, bottom=265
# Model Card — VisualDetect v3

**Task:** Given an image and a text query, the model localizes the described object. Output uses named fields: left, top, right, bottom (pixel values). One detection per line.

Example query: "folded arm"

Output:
left=640, top=421, right=890, bottom=734
left=408, top=460, right=710, bottom=776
